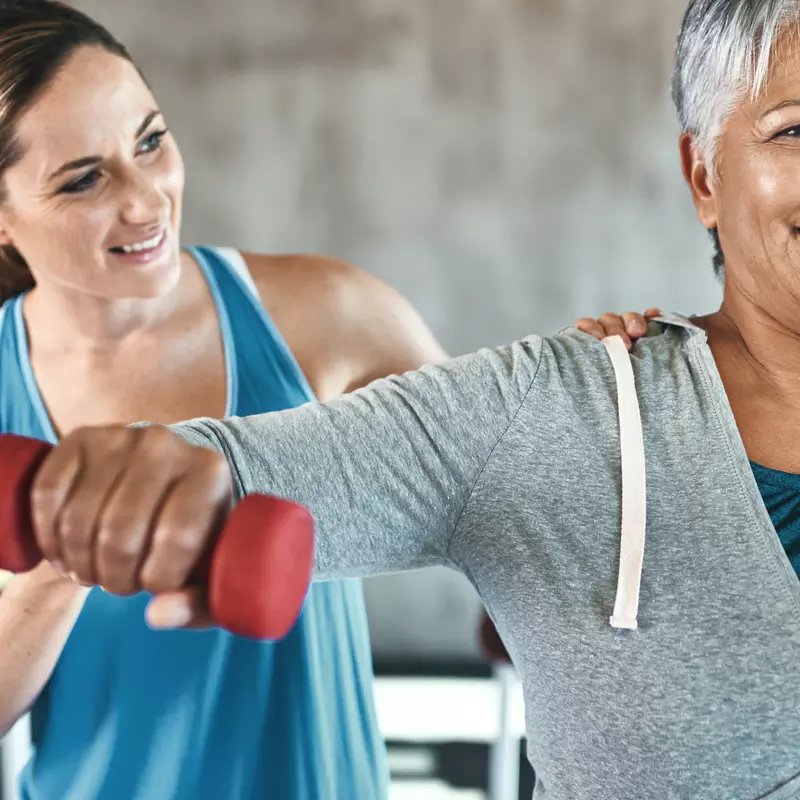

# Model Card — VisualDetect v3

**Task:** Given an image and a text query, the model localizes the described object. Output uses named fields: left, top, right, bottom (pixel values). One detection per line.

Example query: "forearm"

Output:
left=0, top=563, right=88, bottom=735
left=170, top=339, right=542, bottom=581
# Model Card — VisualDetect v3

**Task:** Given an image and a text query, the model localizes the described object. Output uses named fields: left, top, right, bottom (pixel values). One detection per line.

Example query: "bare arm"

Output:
left=242, top=252, right=449, bottom=399
left=0, top=564, right=88, bottom=735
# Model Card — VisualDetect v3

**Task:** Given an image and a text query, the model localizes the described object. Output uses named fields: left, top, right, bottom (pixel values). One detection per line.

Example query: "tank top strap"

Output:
left=214, top=246, right=260, bottom=299
left=187, top=246, right=316, bottom=414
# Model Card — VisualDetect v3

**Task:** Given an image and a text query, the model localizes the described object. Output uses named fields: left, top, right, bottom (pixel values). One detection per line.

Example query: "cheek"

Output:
left=0, top=189, right=101, bottom=263
left=162, top=145, right=185, bottom=200
left=5, top=204, right=110, bottom=289
left=16, top=205, right=108, bottom=257
left=754, top=170, right=794, bottom=214
left=738, top=151, right=800, bottom=220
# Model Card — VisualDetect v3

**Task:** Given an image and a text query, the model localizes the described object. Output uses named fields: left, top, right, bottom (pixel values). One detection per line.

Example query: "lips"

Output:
left=109, top=229, right=166, bottom=254
left=108, top=229, right=170, bottom=267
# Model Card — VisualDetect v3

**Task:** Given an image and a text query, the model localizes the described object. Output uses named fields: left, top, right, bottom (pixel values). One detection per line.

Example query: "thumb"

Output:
left=145, top=587, right=214, bottom=630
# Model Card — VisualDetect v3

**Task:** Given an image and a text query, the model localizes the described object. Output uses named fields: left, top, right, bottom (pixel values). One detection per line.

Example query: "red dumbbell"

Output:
left=0, top=433, right=314, bottom=641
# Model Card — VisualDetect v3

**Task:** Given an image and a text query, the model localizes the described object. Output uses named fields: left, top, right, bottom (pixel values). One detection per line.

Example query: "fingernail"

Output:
left=50, top=559, right=66, bottom=575
left=148, top=598, right=192, bottom=628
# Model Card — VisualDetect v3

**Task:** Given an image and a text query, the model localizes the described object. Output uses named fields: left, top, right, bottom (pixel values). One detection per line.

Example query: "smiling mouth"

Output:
left=109, top=230, right=166, bottom=254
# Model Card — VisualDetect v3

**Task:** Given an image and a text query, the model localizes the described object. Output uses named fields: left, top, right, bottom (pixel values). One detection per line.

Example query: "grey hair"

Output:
left=673, top=0, right=800, bottom=171
left=673, top=1, right=800, bottom=276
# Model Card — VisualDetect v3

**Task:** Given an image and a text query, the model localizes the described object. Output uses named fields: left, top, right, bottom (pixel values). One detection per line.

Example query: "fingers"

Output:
left=574, top=318, right=611, bottom=342
left=139, top=448, right=232, bottom=594
left=55, top=433, right=136, bottom=585
left=623, top=309, right=663, bottom=335
left=93, top=430, right=188, bottom=594
left=31, top=427, right=132, bottom=581
left=29, top=435, right=82, bottom=572
left=146, top=587, right=214, bottom=630
left=621, top=311, right=648, bottom=337
left=29, top=424, right=233, bottom=602
left=597, top=312, right=632, bottom=347
left=575, top=315, right=631, bottom=348
left=575, top=308, right=665, bottom=351
left=94, top=427, right=230, bottom=595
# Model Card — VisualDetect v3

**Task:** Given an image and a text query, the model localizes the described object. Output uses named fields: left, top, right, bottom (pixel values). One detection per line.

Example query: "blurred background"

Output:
left=3, top=0, right=723, bottom=798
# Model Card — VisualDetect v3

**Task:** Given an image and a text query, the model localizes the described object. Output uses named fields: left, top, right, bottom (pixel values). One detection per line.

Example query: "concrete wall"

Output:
left=73, top=0, right=720, bottom=660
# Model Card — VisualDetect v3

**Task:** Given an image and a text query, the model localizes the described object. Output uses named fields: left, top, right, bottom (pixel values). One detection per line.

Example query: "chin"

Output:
left=116, top=255, right=182, bottom=299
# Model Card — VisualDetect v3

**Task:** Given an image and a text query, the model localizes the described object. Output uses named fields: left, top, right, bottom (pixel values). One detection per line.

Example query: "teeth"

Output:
left=119, top=232, right=163, bottom=253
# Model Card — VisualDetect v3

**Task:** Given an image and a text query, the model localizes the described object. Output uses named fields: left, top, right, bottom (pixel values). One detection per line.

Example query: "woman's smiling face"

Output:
left=0, top=45, right=185, bottom=300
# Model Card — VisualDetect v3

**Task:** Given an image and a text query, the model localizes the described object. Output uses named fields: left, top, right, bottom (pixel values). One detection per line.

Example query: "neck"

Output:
left=698, top=284, right=800, bottom=398
left=23, top=278, right=183, bottom=355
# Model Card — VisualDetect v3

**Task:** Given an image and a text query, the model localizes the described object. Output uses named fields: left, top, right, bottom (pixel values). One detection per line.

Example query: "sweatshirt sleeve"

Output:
left=168, top=337, right=542, bottom=581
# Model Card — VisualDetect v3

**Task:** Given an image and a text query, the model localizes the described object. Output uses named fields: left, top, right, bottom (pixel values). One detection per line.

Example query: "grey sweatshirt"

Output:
left=170, top=316, right=800, bottom=800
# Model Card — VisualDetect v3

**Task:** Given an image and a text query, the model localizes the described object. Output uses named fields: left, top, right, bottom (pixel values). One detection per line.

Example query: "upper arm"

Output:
left=239, top=251, right=448, bottom=399
left=330, top=265, right=449, bottom=392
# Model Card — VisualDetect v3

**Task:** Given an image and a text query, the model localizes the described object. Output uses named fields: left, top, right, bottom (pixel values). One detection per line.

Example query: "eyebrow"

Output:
left=47, top=110, right=163, bottom=182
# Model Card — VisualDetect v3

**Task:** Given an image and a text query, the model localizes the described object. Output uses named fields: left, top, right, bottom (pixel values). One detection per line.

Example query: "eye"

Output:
left=776, top=125, right=800, bottom=139
left=60, top=169, right=100, bottom=194
left=138, top=129, right=168, bottom=155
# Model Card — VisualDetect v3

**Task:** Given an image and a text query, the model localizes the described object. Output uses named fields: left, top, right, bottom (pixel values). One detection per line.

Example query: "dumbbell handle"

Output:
left=0, top=434, right=315, bottom=640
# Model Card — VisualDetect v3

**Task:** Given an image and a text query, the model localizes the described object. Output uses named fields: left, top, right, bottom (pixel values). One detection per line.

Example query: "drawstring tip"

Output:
left=610, top=615, right=638, bottom=630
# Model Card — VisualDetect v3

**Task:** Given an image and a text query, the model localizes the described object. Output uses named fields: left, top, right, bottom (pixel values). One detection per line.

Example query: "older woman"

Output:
left=0, top=1, right=457, bottom=798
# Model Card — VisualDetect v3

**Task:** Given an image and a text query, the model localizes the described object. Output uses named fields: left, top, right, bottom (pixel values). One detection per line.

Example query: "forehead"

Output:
left=14, top=46, right=155, bottom=162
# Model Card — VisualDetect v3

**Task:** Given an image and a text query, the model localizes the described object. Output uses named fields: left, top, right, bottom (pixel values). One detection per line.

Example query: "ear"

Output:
left=679, top=132, right=718, bottom=230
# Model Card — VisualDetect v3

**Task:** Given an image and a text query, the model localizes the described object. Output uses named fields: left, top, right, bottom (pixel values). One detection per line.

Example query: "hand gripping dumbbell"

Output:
left=0, top=433, right=315, bottom=640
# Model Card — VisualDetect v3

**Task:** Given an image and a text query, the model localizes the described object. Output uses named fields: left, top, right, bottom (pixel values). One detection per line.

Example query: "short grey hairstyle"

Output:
left=673, top=0, right=800, bottom=170
left=673, top=0, right=800, bottom=275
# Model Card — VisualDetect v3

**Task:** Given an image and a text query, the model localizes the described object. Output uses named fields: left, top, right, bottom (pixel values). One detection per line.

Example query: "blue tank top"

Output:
left=0, top=246, right=387, bottom=800
left=751, top=462, right=800, bottom=577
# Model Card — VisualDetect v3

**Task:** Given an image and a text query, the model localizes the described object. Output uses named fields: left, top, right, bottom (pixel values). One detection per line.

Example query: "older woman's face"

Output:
left=0, top=45, right=185, bottom=300
left=685, top=30, right=800, bottom=309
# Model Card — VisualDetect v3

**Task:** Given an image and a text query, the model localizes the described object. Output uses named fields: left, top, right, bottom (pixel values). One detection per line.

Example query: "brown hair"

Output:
left=0, top=1, right=134, bottom=305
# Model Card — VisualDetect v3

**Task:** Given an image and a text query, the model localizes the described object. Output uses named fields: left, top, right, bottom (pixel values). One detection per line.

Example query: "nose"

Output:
left=118, top=167, right=168, bottom=227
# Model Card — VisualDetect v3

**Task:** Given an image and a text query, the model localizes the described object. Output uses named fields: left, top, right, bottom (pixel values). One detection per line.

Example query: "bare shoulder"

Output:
left=240, top=251, right=362, bottom=309
left=238, top=251, right=447, bottom=399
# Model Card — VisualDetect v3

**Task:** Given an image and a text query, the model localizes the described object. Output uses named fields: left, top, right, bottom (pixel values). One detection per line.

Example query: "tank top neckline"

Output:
left=11, top=246, right=237, bottom=444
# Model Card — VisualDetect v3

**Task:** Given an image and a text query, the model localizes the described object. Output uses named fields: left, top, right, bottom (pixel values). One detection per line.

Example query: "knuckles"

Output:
left=57, top=509, right=94, bottom=551
left=96, top=519, right=143, bottom=567
left=30, top=423, right=232, bottom=594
